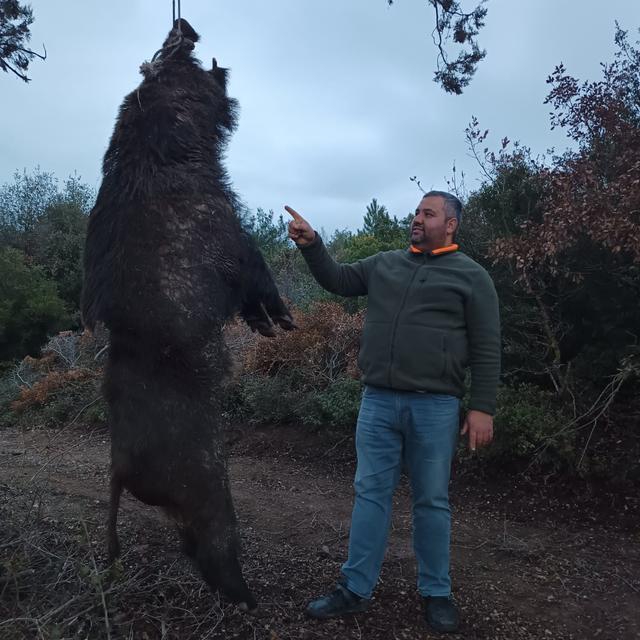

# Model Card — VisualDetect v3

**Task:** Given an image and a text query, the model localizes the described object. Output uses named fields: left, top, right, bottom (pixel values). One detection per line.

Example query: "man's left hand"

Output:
left=461, top=410, right=494, bottom=451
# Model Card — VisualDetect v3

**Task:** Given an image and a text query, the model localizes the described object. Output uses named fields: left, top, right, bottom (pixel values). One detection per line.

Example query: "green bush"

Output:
left=224, top=371, right=300, bottom=425
left=305, top=376, right=362, bottom=427
left=223, top=372, right=362, bottom=428
left=0, top=247, right=70, bottom=361
left=481, top=383, right=574, bottom=471
left=30, top=202, right=87, bottom=312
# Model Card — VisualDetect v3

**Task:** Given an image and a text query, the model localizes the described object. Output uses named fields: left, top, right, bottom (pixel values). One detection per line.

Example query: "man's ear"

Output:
left=447, top=217, right=459, bottom=237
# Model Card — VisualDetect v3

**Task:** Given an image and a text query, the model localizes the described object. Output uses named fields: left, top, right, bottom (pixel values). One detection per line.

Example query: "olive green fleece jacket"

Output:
left=299, top=234, right=501, bottom=415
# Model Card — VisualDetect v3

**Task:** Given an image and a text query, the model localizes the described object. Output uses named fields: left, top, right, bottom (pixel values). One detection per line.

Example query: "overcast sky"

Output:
left=2, top=0, right=639, bottom=233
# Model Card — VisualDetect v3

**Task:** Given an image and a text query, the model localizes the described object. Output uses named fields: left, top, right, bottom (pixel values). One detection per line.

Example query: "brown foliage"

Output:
left=227, top=301, right=364, bottom=387
left=491, top=28, right=640, bottom=277
left=20, top=351, right=57, bottom=373
left=9, top=327, right=108, bottom=414
left=11, top=368, right=99, bottom=413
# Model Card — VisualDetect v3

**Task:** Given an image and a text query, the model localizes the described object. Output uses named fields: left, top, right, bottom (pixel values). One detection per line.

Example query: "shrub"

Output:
left=223, top=371, right=363, bottom=429
left=223, top=302, right=364, bottom=428
left=304, top=376, right=362, bottom=427
left=242, top=301, right=363, bottom=383
left=479, top=383, right=574, bottom=471
left=0, top=247, right=70, bottom=360
left=3, top=327, right=108, bottom=428
left=226, top=371, right=300, bottom=425
left=30, top=202, right=87, bottom=312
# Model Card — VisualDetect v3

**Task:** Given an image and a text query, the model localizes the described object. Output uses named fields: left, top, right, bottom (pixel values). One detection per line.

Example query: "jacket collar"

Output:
left=409, top=243, right=459, bottom=257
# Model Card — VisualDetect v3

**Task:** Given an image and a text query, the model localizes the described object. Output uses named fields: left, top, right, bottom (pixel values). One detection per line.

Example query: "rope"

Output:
left=146, top=0, right=187, bottom=65
left=173, top=0, right=182, bottom=33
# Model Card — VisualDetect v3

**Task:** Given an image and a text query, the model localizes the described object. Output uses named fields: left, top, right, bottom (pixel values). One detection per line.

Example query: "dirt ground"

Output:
left=1, top=422, right=639, bottom=640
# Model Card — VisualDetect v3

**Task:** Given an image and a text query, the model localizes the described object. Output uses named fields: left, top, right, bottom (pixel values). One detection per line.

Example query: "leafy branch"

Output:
left=388, top=0, right=487, bottom=94
left=0, top=0, right=46, bottom=82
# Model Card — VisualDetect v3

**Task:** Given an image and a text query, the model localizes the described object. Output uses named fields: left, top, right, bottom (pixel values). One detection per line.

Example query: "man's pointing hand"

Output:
left=285, top=205, right=316, bottom=247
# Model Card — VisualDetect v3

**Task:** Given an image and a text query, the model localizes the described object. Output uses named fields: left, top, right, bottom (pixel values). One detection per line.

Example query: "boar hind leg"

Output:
left=179, top=490, right=257, bottom=610
left=107, top=473, right=123, bottom=564
left=193, top=524, right=256, bottom=610
left=179, top=522, right=198, bottom=559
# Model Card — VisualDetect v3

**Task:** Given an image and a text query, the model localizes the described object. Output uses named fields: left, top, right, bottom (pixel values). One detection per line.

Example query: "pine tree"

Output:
left=0, top=0, right=45, bottom=82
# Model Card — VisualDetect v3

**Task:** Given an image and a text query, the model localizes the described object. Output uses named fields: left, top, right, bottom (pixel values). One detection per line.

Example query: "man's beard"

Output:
left=411, top=225, right=447, bottom=247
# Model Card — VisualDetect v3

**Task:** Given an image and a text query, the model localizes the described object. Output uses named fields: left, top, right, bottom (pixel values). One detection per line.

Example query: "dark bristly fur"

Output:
left=81, top=19, right=293, bottom=610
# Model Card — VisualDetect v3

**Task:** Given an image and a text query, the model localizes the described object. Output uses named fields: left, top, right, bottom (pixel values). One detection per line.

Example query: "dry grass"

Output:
left=0, top=482, right=241, bottom=640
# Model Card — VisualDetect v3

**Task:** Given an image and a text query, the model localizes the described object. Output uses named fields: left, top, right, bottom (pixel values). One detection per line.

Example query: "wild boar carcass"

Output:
left=81, top=18, right=293, bottom=610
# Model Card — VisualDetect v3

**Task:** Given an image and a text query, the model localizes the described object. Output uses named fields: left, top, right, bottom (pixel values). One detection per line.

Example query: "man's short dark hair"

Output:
left=423, top=190, right=463, bottom=226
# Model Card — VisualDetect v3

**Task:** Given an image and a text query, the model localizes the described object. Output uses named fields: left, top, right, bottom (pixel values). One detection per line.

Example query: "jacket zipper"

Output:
left=387, top=260, right=423, bottom=387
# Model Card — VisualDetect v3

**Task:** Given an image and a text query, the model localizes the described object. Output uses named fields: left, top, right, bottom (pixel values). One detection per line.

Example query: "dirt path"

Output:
left=1, top=424, right=639, bottom=639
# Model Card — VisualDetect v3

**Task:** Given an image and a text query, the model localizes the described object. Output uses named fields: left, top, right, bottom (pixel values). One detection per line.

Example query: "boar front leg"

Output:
left=238, top=233, right=294, bottom=337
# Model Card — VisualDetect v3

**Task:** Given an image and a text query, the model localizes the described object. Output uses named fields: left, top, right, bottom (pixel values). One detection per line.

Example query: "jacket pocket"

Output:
left=443, top=332, right=468, bottom=389
left=392, top=325, right=447, bottom=388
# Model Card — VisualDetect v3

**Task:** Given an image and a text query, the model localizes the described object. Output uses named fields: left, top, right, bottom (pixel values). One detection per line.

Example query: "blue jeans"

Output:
left=341, top=385, right=460, bottom=599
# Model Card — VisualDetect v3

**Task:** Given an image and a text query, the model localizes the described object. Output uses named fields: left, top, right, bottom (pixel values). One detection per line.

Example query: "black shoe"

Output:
left=424, top=596, right=460, bottom=633
left=306, top=583, right=368, bottom=619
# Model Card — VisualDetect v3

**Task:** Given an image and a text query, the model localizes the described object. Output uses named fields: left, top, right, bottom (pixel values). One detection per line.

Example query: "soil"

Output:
left=0, top=422, right=639, bottom=640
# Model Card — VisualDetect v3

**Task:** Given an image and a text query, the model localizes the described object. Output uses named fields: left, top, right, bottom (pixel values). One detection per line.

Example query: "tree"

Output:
left=243, top=207, right=290, bottom=263
left=0, top=0, right=45, bottom=82
left=0, top=247, right=69, bottom=361
left=458, top=150, right=560, bottom=389
left=494, top=25, right=640, bottom=273
left=337, top=233, right=393, bottom=263
left=465, top=27, right=640, bottom=401
left=0, top=169, right=94, bottom=316
left=334, top=199, right=410, bottom=265
left=362, top=198, right=396, bottom=240
left=30, top=202, right=88, bottom=311
left=0, top=168, right=58, bottom=245
left=0, top=169, right=93, bottom=253
left=388, top=0, right=487, bottom=94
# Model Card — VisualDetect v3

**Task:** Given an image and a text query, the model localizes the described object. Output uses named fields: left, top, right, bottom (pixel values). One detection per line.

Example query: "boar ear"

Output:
left=209, top=64, right=229, bottom=91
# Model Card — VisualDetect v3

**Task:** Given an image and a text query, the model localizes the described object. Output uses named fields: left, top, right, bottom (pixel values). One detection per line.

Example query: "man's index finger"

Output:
left=284, top=205, right=304, bottom=222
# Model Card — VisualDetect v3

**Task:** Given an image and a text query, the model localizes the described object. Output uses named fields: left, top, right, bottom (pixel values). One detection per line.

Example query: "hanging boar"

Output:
left=82, top=18, right=293, bottom=611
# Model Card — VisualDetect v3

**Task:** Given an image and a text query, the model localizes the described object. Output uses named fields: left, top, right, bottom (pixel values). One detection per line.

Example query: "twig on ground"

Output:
left=321, top=435, right=350, bottom=458
left=605, top=570, right=639, bottom=593
left=451, top=539, right=489, bottom=550
left=39, top=595, right=82, bottom=625
left=354, top=614, right=362, bottom=640
left=29, top=421, right=102, bottom=483
left=82, top=520, right=111, bottom=640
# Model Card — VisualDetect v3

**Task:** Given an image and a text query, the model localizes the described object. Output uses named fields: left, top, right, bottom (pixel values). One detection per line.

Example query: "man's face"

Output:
left=410, top=195, right=455, bottom=250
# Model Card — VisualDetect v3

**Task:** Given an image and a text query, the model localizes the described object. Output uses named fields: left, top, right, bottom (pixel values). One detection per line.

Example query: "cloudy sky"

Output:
left=2, top=1, right=639, bottom=233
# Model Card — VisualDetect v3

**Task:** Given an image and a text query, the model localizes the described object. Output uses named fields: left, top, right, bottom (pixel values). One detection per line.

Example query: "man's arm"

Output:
left=286, top=206, right=374, bottom=297
left=462, top=267, right=501, bottom=450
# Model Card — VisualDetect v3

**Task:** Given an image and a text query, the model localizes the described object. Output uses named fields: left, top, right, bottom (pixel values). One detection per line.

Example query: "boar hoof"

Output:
left=238, top=601, right=259, bottom=615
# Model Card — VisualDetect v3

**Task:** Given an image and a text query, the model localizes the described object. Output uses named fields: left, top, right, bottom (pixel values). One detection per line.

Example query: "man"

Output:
left=285, top=191, right=500, bottom=634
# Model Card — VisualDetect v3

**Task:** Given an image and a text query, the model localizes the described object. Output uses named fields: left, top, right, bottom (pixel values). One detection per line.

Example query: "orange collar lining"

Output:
left=410, top=243, right=459, bottom=256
